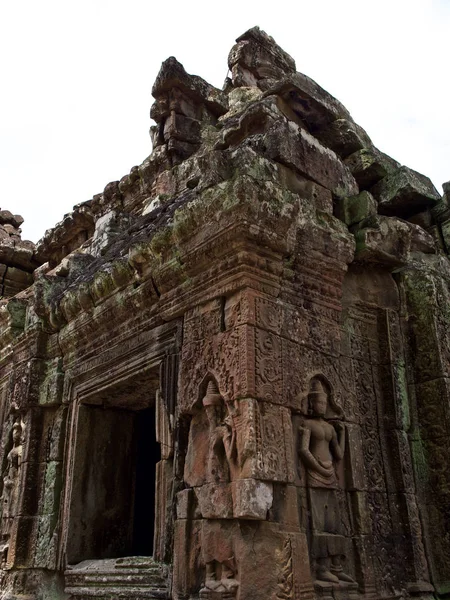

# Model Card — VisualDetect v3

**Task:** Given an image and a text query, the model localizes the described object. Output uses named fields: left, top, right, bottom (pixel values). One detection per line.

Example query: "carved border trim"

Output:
left=57, top=319, right=181, bottom=569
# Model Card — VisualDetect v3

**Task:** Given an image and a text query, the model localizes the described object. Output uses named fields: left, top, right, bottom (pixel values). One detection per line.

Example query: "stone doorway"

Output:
left=133, top=406, right=160, bottom=556
left=64, top=373, right=162, bottom=566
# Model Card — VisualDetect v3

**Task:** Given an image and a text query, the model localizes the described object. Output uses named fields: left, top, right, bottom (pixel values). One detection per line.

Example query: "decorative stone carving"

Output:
left=203, top=380, right=237, bottom=484
left=276, top=536, right=294, bottom=600
left=0, top=415, right=24, bottom=566
left=255, top=328, right=282, bottom=402
left=298, top=376, right=354, bottom=585
left=0, top=23, right=448, bottom=600
left=200, top=522, right=239, bottom=599
left=185, top=377, right=240, bottom=521
left=200, top=559, right=238, bottom=598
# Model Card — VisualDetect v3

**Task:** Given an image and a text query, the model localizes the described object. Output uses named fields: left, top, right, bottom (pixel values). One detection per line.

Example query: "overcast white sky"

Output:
left=1, top=0, right=448, bottom=242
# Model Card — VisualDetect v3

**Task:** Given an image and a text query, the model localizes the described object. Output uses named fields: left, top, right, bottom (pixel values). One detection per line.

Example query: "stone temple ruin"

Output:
left=1, top=25, right=450, bottom=600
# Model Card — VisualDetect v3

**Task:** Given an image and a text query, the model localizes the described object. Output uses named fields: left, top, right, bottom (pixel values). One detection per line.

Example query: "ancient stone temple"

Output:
left=1, top=25, right=450, bottom=600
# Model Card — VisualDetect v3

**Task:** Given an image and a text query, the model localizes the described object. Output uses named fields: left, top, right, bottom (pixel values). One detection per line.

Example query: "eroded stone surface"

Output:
left=371, top=165, right=440, bottom=218
left=344, top=147, right=399, bottom=189
left=0, top=25, right=448, bottom=600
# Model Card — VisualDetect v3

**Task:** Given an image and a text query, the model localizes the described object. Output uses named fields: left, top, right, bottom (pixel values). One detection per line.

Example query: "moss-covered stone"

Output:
left=336, top=191, right=377, bottom=227
left=371, top=166, right=440, bottom=218
left=344, top=147, right=398, bottom=189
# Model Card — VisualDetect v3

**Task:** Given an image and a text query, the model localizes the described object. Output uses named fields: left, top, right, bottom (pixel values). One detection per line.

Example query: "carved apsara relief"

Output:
left=199, top=520, right=238, bottom=599
left=202, top=380, right=237, bottom=484
left=184, top=377, right=238, bottom=489
left=0, top=413, right=25, bottom=566
left=183, top=378, right=240, bottom=599
left=297, top=375, right=354, bottom=585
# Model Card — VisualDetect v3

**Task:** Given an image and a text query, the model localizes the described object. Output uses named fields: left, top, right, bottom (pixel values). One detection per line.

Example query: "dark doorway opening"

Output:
left=67, top=392, right=161, bottom=564
left=132, top=407, right=160, bottom=555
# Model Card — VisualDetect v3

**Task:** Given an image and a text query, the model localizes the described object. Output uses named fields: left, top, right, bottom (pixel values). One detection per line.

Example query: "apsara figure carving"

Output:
left=298, top=376, right=354, bottom=585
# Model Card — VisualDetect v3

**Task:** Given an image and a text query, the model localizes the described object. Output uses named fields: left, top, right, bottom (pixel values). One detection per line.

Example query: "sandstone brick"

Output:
left=260, top=120, right=358, bottom=197
left=336, top=191, right=378, bottom=227
left=316, top=118, right=372, bottom=158
left=371, top=165, right=440, bottom=218
left=345, top=147, right=399, bottom=189
left=231, top=479, right=273, bottom=520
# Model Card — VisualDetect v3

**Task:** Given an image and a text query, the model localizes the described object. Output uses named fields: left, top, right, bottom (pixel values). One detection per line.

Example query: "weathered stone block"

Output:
left=163, top=112, right=201, bottom=145
left=7, top=266, right=32, bottom=285
left=169, top=173, right=300, bottom=264
left=271, top=484, right=300, bottom=528
left=184, top=298, right=223, bottom=343
left=407, top=209, right=432, bottom=229
left=34, top=513, right=58, bottom=569
left=228, top=26, right=296, bottom=88
left=229, top=145, right=334, bottom=213
left=432, top=192, right=450, bottom=224
left=384, top=431, right=416, bottom=493
left=195, top=483, right=234, bottom=519
left=354, top=215, right=435, bottom=265
left=231, top=479, right=273, bottom=519
left=348, top=491, right=371, bottom=535
left=167, top=137, right=200, bottom=163
left=176, top=488, right=195, bottom=519
left=152, top=462, right=172, bottom=563
left=179, top=324, right=253, bottom=412
left=173, top=519, right=204, bottom=599
left=236, top=525, right=313, bottom=600
left=0, top=237, right=15, bottom=264
left=345, top=424, right=366, bottom=490
left=260, top=120, right=358, bottom=197
left=47, top=407, right=67, bottom=461
left=344, top=147, right=399, bottom=189
left=403, top=268, right=450, bottom=383
left=371, top=166, right=440, bottom=218
left=0, top=210, right=24, bottom=228
left=8, top=516, right=37, bottom=568
left=316, top=118, right=372, bottom=158
left=173, top=150, right=230, bottom=195
left=38, top=358, right=64, bottom=406
left=255, top=328, right=282, bottom=400
left=414, top=378, right=450, bottom=439
left=217, top=95, right=282, bottom=150
left=440, top=218, right=450, bottom=253
left=41, top=461, right=62, bottom=515
left=152, top=57, right=227, bottom=117
left=266, top=71, right=351, bottom=130
left=224, top=86, right=263, bottom=119
left=336, top=191, right=378, bottom=227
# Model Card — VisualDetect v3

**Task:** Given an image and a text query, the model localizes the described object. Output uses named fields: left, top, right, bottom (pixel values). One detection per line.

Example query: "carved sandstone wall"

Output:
left=0, top=26, right=448, bottom=600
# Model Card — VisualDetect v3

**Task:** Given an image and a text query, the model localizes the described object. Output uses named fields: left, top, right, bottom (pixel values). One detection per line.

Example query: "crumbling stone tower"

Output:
left=0, top=27, right=449, bottom=600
